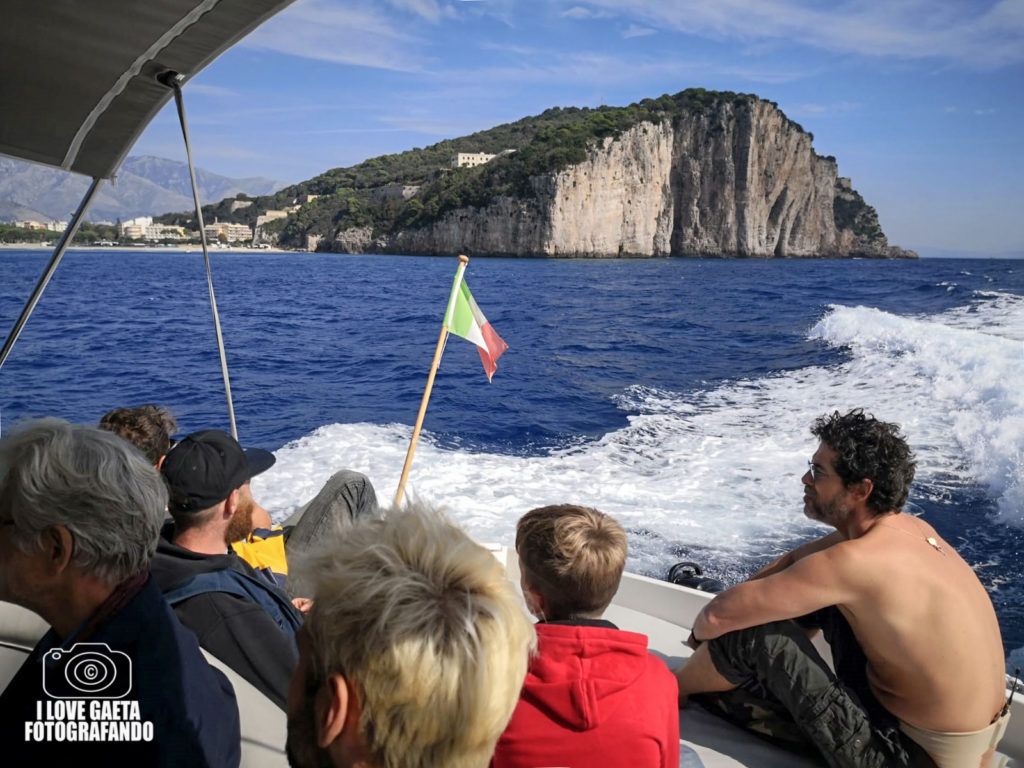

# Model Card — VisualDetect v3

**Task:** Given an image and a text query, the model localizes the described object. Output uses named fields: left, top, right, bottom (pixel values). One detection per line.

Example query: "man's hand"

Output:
left=686, top=631, right=702, bottom=650
left=291, top=597, right=313, bottom=613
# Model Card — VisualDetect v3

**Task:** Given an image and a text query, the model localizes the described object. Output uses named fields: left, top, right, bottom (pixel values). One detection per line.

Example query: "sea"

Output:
left=1, top=248, right=1022, bottom=670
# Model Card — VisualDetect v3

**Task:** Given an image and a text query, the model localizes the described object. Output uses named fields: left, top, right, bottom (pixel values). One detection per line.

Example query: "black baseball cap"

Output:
left=161, top=429, right=276, bottom=513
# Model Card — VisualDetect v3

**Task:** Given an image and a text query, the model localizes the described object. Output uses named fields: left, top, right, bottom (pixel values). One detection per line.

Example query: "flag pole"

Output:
left=394, top=254, right=470, bottom=506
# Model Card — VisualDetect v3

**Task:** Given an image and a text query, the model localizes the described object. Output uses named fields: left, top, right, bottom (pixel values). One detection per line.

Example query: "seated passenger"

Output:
left=674, top=410, right=1009, bottom=768
left=492, top=504, right=680, bottom=768
left=152, top=429, right=302, bottom=710
left=99, top=404, right=177, bottom=469
left=0, top=419, right=240, bottom=766
left=99, top=405, right=379, bottom=593
left=285, top=503, right=535, bottom=768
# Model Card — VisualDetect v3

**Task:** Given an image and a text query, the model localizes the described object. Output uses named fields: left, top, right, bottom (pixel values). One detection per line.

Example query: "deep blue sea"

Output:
left=2, top=249, right=1022, bottom=667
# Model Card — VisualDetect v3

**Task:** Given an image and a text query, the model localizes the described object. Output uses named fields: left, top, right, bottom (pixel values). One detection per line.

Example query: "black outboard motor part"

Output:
left=667, top=561, right=726, bottom=593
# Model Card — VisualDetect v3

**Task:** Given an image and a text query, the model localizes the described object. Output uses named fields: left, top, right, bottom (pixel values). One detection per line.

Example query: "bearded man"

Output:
left=674, top=409, right=1008, bottom=768
left=151, top=430, right=302, bottom=710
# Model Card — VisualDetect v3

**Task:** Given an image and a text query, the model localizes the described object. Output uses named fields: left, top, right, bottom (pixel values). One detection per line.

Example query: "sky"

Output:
left=133, top=0, right=1024, bottom=256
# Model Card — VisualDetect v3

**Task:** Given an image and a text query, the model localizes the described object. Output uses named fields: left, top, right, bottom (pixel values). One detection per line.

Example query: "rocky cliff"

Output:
left=328, top=98, right=913, bottom=258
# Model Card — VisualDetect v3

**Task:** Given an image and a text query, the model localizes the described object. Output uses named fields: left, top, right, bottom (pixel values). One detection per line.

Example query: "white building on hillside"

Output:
left=451, top=152, right=496, bottom=168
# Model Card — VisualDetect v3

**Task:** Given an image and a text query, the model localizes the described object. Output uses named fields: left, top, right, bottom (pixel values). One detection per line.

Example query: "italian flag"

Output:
left=444, top=276, right=508, bottom=382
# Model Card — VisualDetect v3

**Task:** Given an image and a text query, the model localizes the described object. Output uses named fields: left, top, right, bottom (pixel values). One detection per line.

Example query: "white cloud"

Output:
left=561, top=5, right=613, bottom=19
left=944, top=106, right=958, bottom=113
left=418, top=49, right=810, bottom=91
left=623, top=24, right=655, bottom=38
left=787, top=101, right=862, bottom=117
left=384, top=0, right=448, bottom=23
left=718, top=63, right=815, bottom=85
left=572, top=0, right=1024, bottom=68
left=182, top=83, right=238, bottom=98
left=297, top=127, right=413, bottom=135
left=241, top=0, right=433, bottom=72
left=974, top=107, right=997, bottom=114
left=478, top=41, right=543, bottom=56
left=377, top=113, right=480, bottom=136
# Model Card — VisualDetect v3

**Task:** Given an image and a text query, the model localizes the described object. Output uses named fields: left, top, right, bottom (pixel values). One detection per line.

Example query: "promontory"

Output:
left=159, top=89, right=915, bottom=259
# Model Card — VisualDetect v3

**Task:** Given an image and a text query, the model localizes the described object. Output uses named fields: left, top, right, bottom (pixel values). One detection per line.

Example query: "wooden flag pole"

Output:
left=394, top=254, right=469, bottom=506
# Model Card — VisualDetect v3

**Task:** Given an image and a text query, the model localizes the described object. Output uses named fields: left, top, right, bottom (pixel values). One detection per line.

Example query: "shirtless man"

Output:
left=674, top=409, right=1008, bottom=768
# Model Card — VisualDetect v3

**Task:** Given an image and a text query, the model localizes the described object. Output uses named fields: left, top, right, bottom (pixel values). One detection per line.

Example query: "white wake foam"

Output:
left=810, top=292, right=1024, bottom=523
left=252, top=290, right=1024, bottom=578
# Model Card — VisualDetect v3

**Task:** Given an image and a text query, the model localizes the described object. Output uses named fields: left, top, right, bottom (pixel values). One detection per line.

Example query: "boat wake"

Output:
left=255, top=290, right=1024, bottom=588
left=252, top=286, right=1024, bottom=663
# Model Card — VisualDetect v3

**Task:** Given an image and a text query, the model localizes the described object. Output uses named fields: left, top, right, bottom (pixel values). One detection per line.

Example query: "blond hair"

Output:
left=516, top=504, right=627, bottom=619
left=296, top=503, right=535, bottom=768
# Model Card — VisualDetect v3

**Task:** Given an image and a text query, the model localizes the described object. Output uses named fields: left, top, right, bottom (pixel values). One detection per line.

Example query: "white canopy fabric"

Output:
left=0, top=0, right=297, bottom=180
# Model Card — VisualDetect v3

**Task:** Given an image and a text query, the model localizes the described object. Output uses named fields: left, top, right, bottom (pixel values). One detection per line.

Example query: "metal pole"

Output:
left=0, top=177, right=105, bottom=373
left=163, top=71, right=238, bottom=440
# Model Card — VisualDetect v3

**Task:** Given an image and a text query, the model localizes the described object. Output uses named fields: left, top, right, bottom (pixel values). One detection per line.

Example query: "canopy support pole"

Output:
left=0, top=176, right=105, bottom=374
left=163, top=71, right=238, bottom=440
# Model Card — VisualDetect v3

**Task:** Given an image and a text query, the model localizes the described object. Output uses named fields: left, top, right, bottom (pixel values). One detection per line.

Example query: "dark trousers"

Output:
left=696, top=608, right=937, bottom=768
left=281, top=470, right=379, bottom=597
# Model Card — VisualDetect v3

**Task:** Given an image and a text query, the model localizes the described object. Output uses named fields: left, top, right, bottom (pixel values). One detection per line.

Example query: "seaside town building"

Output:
left=14, top=219, right=68, bottom=232
left=118, top=216, right=189, bottom=241
left=203, top=218, right=253, bottom=242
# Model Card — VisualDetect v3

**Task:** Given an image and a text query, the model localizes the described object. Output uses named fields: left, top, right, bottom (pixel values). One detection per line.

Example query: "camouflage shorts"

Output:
left=697, top=618, right=936, bottom=768
left=692, top=685, right=820, bottom=756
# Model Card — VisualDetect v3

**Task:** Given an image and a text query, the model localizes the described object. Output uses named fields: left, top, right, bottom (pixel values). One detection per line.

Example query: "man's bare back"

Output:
left=836, top=514, right=1005, bottom=732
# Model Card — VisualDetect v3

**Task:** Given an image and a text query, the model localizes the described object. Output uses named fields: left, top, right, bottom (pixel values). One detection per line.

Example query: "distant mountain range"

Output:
left=0, top=155, right=289, bottom=223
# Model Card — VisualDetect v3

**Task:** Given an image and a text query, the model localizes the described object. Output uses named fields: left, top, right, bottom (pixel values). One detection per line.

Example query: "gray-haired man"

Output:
left=0, top=419, right=240, bottom=766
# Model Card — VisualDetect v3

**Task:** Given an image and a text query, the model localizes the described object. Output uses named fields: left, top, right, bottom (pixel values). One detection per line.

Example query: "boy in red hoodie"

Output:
left=493, top=504, right=680, bottom=768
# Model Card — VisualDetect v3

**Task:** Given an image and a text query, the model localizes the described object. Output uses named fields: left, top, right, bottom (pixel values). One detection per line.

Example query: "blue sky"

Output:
left=134, top=0, right=1024, bottom=255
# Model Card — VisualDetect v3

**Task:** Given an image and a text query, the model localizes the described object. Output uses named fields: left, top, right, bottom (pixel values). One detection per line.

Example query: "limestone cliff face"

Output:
left=333, top=99, right=912, bottom=258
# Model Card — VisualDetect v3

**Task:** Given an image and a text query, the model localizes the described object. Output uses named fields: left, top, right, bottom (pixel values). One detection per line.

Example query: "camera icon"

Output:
left=42, top=642, right=132, bottom=699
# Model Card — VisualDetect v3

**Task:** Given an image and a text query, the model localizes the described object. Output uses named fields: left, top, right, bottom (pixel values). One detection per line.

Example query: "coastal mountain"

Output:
left=0, top=156, right=288, bottom=224
left=162, top=89, right=915, bottom=258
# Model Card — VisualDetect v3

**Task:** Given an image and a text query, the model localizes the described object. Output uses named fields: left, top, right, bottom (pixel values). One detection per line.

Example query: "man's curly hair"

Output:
left=811, top=409, right=916, bottom=515
left=99, top=405, right=177, bottom=466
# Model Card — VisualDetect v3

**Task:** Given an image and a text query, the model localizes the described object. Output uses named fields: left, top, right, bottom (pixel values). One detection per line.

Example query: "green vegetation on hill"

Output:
left=833, top=187, right=884, bottom=241
left=154, top=88, right=832, bottom=250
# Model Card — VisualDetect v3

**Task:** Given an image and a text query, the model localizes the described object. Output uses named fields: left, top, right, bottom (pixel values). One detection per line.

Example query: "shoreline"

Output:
left=0, top=242, right=298, bottom=253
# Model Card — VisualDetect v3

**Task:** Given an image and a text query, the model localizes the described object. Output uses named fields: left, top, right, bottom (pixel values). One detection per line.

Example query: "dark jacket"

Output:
left=492, top=619, right=680, bottom=768
left=0, top=576, right=241, bottom=767
left=150, top=530, right=299, bottom=710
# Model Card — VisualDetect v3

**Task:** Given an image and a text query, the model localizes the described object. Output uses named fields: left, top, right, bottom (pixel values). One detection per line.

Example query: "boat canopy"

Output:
left=0, top=0, right=296, bottom=180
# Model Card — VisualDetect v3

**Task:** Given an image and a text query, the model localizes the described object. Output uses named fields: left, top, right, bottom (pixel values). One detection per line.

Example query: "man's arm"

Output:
left=748, top=530, right=845, bottom=581
left=692, top=542, right=859, bottom=642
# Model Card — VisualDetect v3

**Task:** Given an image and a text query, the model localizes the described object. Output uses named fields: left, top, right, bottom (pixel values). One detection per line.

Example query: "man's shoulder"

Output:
left=795, top=532, right=877, bottom=570
left=152, top=537, right=236, bottom=584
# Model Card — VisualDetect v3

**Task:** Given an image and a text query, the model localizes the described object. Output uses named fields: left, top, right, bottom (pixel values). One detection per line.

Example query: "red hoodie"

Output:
left=493, top=620, right=680, bottom=768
